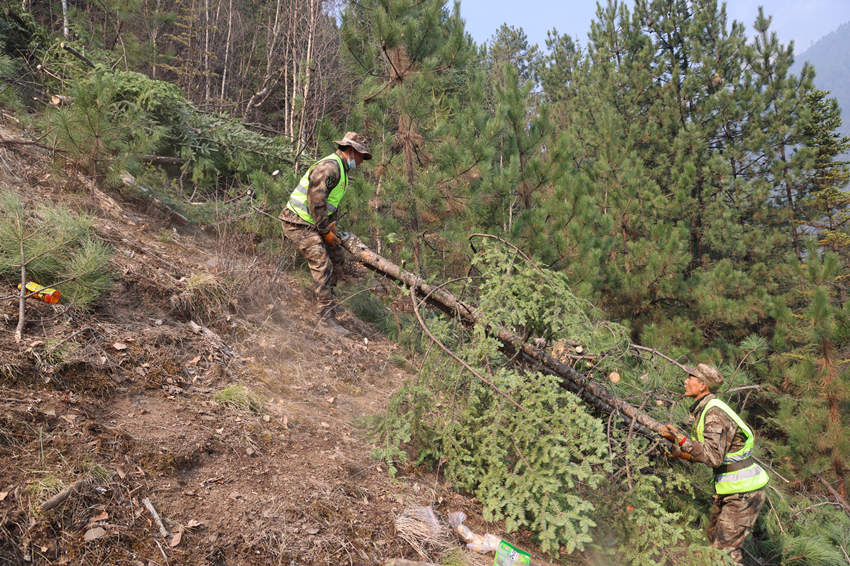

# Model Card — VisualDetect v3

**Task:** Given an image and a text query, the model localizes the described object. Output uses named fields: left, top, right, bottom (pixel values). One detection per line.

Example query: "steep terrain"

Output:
left=0, top=122, right=548, bottom=565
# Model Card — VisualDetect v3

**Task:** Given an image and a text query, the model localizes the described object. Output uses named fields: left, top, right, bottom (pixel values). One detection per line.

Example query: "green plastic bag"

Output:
left=493, top=539, right=531, bottom=565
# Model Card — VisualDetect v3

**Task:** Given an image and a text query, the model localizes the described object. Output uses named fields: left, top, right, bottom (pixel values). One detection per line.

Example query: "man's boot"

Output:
left=319, top=306, right=350, bottom=336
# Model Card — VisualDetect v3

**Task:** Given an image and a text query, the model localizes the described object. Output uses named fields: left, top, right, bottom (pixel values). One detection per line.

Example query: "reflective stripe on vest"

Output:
left=692, top=398, right=769, bottom=494
left=286, top=153, right=347, bottom=224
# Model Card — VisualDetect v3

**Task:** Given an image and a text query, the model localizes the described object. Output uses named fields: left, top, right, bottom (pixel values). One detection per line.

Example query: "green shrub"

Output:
left=42, top=70, right=166, bottom=180
left=0, top=190, right=112, bottom=308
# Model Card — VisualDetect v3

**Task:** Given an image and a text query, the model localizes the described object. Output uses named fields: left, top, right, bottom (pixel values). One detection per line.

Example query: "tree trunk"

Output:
left=219, top=0, right=233, bottom=101
left=780, top=144, right=802, bottom=261
left=61, top=0, right=69, bottom=38
left=820, top=340, right=847, bottom=498
left=288, top=0, right=299, bottom=140
left=295, top=0, right=317, bottom=158
left=203, top=0, right=211, bottom=102
left=150, top=0, right=162, bottom=78
left=243, top=0, right=283, bottom=120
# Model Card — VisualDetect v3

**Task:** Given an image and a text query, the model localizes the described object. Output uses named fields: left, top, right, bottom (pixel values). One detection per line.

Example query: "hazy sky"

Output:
left=459, top=0, right=850, bottom=55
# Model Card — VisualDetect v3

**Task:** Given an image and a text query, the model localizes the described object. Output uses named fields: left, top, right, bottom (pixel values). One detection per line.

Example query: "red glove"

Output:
left=322, top=222, right=342, bottom=247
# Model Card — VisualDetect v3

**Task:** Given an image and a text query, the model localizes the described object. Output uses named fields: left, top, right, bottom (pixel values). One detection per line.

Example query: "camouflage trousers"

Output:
left=280, top=218, right=346, bottom=319
left=707, top=489, right=766, bottom=564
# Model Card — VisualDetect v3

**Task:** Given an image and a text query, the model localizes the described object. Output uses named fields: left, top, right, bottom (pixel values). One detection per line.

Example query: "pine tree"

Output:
left=767, top=88, right=850, bottom=501
left=770, top=248, right=850, bottom=499
left=340, top=0, right=488, bottom=274
left=484, top=24, right=540, bottom=85
left=522, top=0, right=822, bottom=358
left=0, top=190, right=113, bottom=341
left=43, top=70, right=166, bottom=182
left=799, top=89, right=850, bottom=261
left=748, top=7, right=817, bottom=262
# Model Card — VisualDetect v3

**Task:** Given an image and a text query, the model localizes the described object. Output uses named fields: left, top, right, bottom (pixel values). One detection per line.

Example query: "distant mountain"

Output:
left=793, top=21, right=850, bottom=138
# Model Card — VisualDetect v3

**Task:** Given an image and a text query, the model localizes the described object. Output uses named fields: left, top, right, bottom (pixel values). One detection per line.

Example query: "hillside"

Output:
left=794, top=20, right=850, bottom=137
left=4, top=0, right=850, bottom=563
left=0, top=120, right=547, bottom=565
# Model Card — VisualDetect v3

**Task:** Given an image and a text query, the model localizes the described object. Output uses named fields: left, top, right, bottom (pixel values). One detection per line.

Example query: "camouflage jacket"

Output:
left=281, top=151, right=349, bottom=235
left=681, top=394, right=748, bottom=469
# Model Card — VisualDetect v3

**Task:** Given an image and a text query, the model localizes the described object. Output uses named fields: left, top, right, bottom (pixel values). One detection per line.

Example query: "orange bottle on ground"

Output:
left=17, top=281, right=61, bottom=304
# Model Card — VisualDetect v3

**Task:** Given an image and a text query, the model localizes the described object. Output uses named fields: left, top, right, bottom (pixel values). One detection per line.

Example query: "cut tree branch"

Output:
left=816, top=473, right=850, bottom=515
left=143, top=497, right=170, bottom=537
left=60, top=42, right=95, bottom=68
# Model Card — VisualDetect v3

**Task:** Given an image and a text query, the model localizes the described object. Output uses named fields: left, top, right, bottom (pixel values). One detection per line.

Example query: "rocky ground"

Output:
left=0, top=123, right=557, bottom=566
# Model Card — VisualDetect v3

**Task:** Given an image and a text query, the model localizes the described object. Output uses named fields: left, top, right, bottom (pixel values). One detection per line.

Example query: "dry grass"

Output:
left=212, top=384, right=265, bottom=414
left=169, top=225, right=292, bottom=326
left=394, top=506, right=451, bottom=562
left=170, top=270, right=236, bottom=324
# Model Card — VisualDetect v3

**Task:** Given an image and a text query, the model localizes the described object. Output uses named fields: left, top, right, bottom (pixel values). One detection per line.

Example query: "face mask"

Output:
left=347, top=157, right=356, bottom=170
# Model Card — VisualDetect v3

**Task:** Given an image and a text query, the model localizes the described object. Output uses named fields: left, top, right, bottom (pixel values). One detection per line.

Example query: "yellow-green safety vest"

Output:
left=692, top=398, right=769, bottom=495
left=286, top=153, right=348, bottom=224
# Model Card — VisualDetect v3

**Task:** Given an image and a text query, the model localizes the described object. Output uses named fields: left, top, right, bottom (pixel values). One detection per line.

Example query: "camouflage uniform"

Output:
left=280, top=154, right=348, bottom=318
left=682, top=394, right=766, bottom=564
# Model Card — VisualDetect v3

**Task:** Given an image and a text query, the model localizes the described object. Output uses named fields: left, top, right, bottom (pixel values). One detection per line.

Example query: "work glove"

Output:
left=322, top=222, right=342, bottom=247
left=660, top=424, right=686, bottom=446
left=666, top=447, right=693, bottom=461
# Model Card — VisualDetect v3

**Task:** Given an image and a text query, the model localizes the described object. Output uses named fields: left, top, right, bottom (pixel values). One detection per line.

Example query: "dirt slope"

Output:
left=0, top=123, right=555, bottom=566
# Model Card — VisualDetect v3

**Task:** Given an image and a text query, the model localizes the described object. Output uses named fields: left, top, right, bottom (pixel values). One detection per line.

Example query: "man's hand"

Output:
left=660, top=424, right=692, bottom=461
left=660, top=424, right=685, bottom=445
left=666, top=447, right=693, bottom=461
left=322, top=231, right=342, bottom=247
left=322, top=222, right=342, bottom=247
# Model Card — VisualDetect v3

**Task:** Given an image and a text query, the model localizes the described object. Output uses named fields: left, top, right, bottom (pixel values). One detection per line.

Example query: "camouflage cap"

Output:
left=335, top=131, right=372, bottom=160
left=687, top=363, right=724, bottom=389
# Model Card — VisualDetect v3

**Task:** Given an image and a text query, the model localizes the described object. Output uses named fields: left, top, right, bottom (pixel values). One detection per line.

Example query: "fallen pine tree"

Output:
left=342, top=232, right=670, bottom=443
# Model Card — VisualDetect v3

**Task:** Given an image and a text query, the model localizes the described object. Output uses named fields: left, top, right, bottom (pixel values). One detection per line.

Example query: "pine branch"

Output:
left=628, top=343, right=690, bottom=373
left=815, top=473, right=850, bottom=516
left=408, top=283, right=532, bottom=420
left=468, top=233, right=543, bottom=274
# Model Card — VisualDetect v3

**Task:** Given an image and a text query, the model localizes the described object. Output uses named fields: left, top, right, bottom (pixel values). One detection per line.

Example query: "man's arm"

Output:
left=681, top=409, right=735, bottom=468
left=306, top=160, right=341, bottom=235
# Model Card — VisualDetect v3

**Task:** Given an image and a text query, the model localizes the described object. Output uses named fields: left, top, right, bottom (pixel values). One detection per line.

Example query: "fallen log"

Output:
left=343, top=233, right=477, bottom=321
left=342, top=233, right=668, bottom=440
left=50, top=94, right=73, bottom=106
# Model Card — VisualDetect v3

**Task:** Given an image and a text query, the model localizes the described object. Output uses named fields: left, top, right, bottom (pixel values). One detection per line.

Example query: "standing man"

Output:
left=280, top=132, right=371, bottom=331
left=661, top=364, right=769, bottom=565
